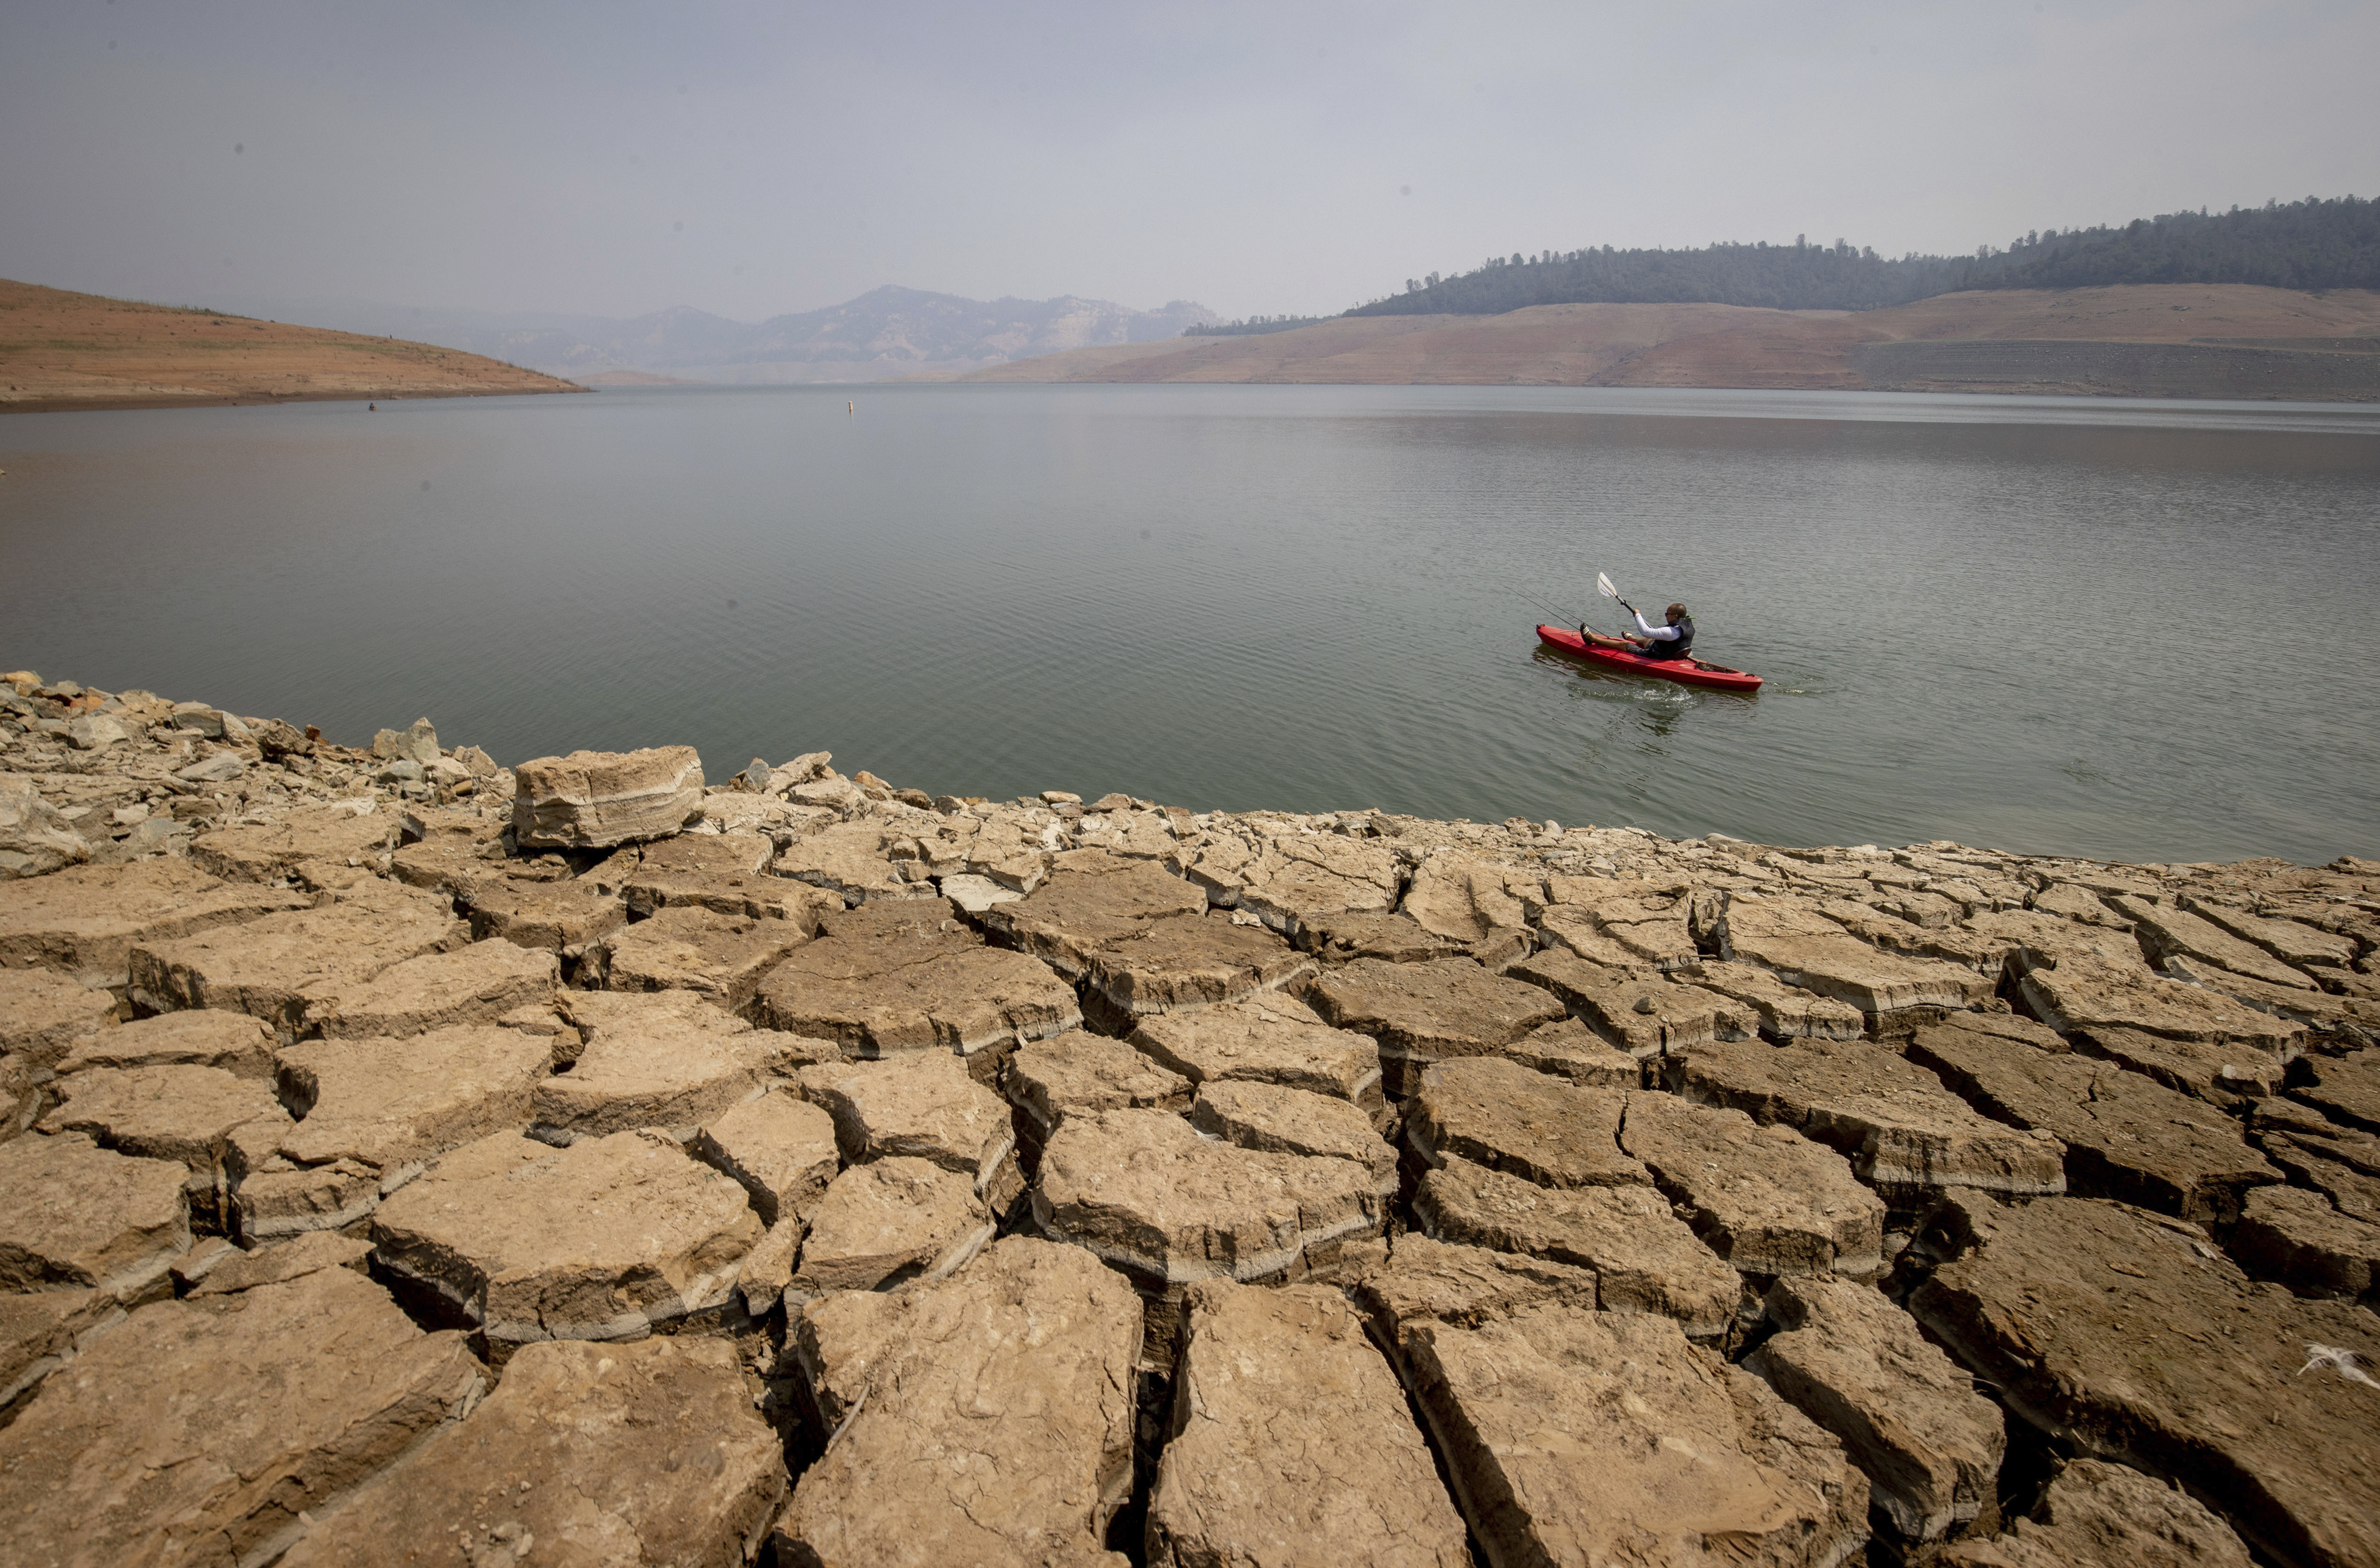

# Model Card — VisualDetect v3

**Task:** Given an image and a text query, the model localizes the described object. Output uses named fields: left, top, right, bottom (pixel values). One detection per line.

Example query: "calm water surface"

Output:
left=4, top=384, right=2376, bottom=865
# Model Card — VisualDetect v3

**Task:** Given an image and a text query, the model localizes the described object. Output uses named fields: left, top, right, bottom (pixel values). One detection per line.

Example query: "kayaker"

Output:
left=1581, top=603, right=1695, bottom=661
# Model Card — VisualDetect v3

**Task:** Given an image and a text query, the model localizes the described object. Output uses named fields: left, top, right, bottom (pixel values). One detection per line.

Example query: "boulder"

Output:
left=189, top=803, right=401, bottom=883
left=798, top=1050, right=1022, bottom=1211
left=39, top=1063, right=291, bottom=1228
left=0, top=773, right=90, bottom=879
left=1188, top=1079, right=1397, bottom=1195
left=1908, top=1015, right=2281, bottom=1225
left=531, top=1010, right=771, bottom=1143
left=2228, top=1183, right=2380, bottom=1300
left=689, top=1089, right=840, bottom=1227
left=129, top=881, right=468, bottom=1033
left=1126, top=992, right=1384, bottom=1116
left=1744, top=1275, right=2005, bottom=1540
left=1411, top=1155, right=1739, bottom=1338
left=280, top=1335, right=783, bottom=1568
left=1620, top=1092, right=1887, bottom=1280
left=1940, top=1457, right=2252, bottom=1568
left=2019, top=955, right=2305, bottom=1053
left=0, top=1268, right=482, bottom=1568
left=463, top=873, right=628, bottom=952
left=1507, top=951, right=1726, bottom=1059
left=1304, top=957, right=1566, bottom=1097
left=1399, top=1304, right=1869, bottom=1568
left=1667, top=1035, right=2066, bottom=1206
left=789, top=1156, right=992, bottom=1294
left=0, top=967, right=114, bottom=1068
left=1006, top=1031, right=1193, bottom=1149
left=305, top=939, right=559, bottom=1039
left=53, top=1007, right=274, bottom=1079
left=580, top=904, right=814, bottom=1012
left=1682, top=959, right=1868, bottom=1040
left=755, top=898, right=1080, bottom=1062
left=1911, top=1194, right=2380, bottom=1568
left=776, top=1237, right=1140, bottom=1567
left=0, top=858, right=310, bottom=987
left=0, top=1132, right=189, bottom=1297
left=1148, top=1280, right=1472, bottom=1568
left=1404, top=1056, right=1648, bottom=1190
left=1033, top=1108, right=1384, bottom=1288
left=370, top=1130, right=760, bottom=1357
left=511, top=745, right=704, bottom=848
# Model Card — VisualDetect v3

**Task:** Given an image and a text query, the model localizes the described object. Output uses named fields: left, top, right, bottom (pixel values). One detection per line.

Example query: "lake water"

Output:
left=4, top=384, right=2377, bottom=865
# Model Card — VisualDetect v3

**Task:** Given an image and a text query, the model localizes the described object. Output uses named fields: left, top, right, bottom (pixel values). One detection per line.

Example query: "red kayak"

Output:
left=1536, top=624, right=1764, bottom=693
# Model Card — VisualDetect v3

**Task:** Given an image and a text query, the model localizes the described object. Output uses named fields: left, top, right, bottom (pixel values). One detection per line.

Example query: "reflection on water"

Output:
left=2, top=383, right=2375, bottom=864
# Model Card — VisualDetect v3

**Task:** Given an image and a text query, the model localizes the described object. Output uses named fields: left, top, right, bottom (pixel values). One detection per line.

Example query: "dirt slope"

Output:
left=0, top=279, right=585, bottom=413
left=959, top=286, right=2380, bottom=399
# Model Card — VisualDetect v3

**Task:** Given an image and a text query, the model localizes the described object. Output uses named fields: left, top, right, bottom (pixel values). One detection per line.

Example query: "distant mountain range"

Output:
left=213, top=287, right=1218, bottom=385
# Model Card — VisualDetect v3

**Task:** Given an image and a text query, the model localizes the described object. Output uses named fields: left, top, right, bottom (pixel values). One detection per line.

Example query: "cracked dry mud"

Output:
left=2, top=676, right=2375, bottom=1567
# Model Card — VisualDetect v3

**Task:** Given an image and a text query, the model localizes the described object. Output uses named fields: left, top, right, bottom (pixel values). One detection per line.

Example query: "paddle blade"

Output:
left=1596, top=572, right=1620, bottom=600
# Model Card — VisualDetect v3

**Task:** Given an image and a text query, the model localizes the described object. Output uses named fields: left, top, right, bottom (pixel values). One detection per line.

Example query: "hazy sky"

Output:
left=3, top=0, right=2370, bottom=324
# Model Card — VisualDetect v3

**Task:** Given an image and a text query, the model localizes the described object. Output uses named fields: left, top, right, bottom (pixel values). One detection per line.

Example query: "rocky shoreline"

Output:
left=2, top=669, right=2375, bottom=1568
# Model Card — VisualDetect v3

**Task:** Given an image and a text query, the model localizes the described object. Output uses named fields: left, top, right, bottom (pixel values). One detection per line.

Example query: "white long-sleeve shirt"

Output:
left=1633, top=610, right=1681, bottom=641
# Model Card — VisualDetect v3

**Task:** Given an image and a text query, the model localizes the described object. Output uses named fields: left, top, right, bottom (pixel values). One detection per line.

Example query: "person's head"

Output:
left=1665, top=602, right=1688, bottom=623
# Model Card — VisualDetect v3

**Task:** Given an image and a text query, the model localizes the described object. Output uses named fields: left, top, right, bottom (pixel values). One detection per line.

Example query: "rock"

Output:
left=0, top=1132, right=189, bottom=1296
left=2294, top=1048, right=2380, bottom=1135
left=1682, top=958, right=1869, bottom=1040
left=129, top=880, right=468, bottom=1033
left=1232, top=832, right=1402, bottom=937
left=1908, top=1015, right=2282, bottom=1224
left=1411, top=1155, right=1739, bottom=1338
left=980, top=852, right=1208, bottom=978
left=1910, top=1194, right=2380, bottom=1568
left=257, top=1025, right=553, bottom=1235
left=0, top=966, right=114, bottom=1068
left=1745, top=1275, right=2005, bottom=1540
left=1400, top=853, right=1532, bottom=946
left=0, top=773, right=90, bottom=879
left=511, top=745, right=704, bottom=848
left=1509, top=950, right=1734, bottom=1060
left=1080, top=912, right=1315, bottom=1023
left=689, top=1089, right=840, bottom=1226
left=1034, top=1108, right=1384, bottom=1289
left=790, top=1156, right=992, bottom=1294
left=1667, top=1035, right=2067, bottom=1206
left=580, top=904, right=814, bottom=1011
left=771, top=820, right=936, bottom=903
left=2113, top=894, right=2318, bottom=990
left=1348, top=1232, right=1601, bottom=1352
left=0, top=1287, right=116, bottom=1417
left=39, top=1063, right=291, bottom=1228
left=531, top=1007, right=771, bottom=1142
left=776, top=1237, right=1140, bottom=1567
left=464, top=873, right=629, bottom=952
left=1399, top=1303, right=1869, bottom=1568
left=755, top=897, right=1080, bottom=1062
left=305, top=938, right=559, bottom=1039
left=1148, top=1280, right=1472, bottom=1568
left=1189, top=1079, right=1398, bottom=1195
left=1544, top=879, right=1703, bottom=970
left=1405, top=1056, right=1647, bottom=1190
left=0, top=858, right=310, bottom=987
left=280, top=1335, right=783, bottom=1568
left=1127, top=992, right=1384, bottom=1115
left=1305, top=956, right=1567, bottom=1098
left=53, top=1007, right=274, bottom=1079
left=189, top=802, right=402, bottom=883
left=616, top=830, right=836, bottom=926
left=2227, top=1183, right=2380, bottom=1300
left=388, top=808, right=525, bottom=898
left=1620, top=1092, right=1887, bottom=1279
left=248, top=717, right=313, bottom=760
left=65, top=712, right=130, bottom=750
left=937, top=872, right=1021, bottom=913
left=370, top=1129, right=760, bottom=1356
left=187, top=1231, right=373, bottom=1297
left=2019, top=955, right=2305, bottom=1053
left=1939, top=1457, right=2253, bottom=1568
left=370, top=717, right=441, bottom=765
left=798, top=1050, right=1022, bottom=1211
left=1721, top=892, right=1994, bottom=1018
left=0, top=1267, right=483, bottom=1568
left=175, top=750, right=247, bottom=785
left=1006, top=1031, right=1193, bottom=1148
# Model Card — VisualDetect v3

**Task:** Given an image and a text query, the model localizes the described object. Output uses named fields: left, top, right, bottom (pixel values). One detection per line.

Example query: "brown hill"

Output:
left=958, top=286, right=2380, bottom=400
left=0, top=279, right=585, bottom=413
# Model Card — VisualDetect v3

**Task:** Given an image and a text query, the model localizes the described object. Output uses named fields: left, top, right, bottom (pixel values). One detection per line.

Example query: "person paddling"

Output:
left=1581, top=602, right=1695, bottom=662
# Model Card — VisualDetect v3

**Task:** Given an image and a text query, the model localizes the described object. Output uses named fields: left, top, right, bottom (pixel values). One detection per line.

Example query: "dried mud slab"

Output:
left=1940, top=1457, right=2252, bottom=1568
left=1080, top=911, right=1315, bottom=1021
left=305, top=939, right=559, bottom=1040
left=2113, top=894, right=2320, bottom=991
left=1127, top=992, right=1384, bottom=1115
left=531, top=1011, right=771, bottom=1143
left=0, top=1268, right=483, bottom=1568
left=189, top=803, right=401, bottom=883
left=1620, top=1092, right=1887, bottom=1280
left=980, top=851, right=1207, bottom=977
left=798, top=1050, right=1022, bottom=1211
left=0, top=966, right=114, bottom=1066
left=1401, top=1304, right=1869, bottom=1568
left=1006, top=1030, right=1193, bottom=1148
left=186, top=1231, right=373, bottom=1298
left=2293, top=1048, right=2380, bottom=1134
left=129, top=881, right=468, bottom=1033
left=1683, top=958, right=1868, bottom=1041
left=1720, top=893, right=1994, bottom=1020
left=689, top=1088, right=840, bottom=1227
left=1667, top=1035, right=2066, bottom=1205
left=581, top=904, right=814, bottom=1011
left=1745, top=1275, right=2005, bottom=1541
left=511, top=746, right=704, bottom=849
left=1350, top=1232, right=1601, bottom=1355
left=2069, top=1022, right=2288, bottom=1107
left=1404, top=1056, right=1648, bottom=1190
left=1147, top=1280, right=1472, bottom=1568
left=53, top=1006, right=273, bottom=1078
left=1413, top=1154, right=1737, bottom=1339
left=463, top=873, right=629, bottom=952
left=1293, top=909, right=1466, bottom=966
left=0, top=858, right=310, bottom=986
left=790, top=1156, right=992, bottom=1294
left=2227, top=1183, right=2380, bottom=1300
left=280, top=1336, right=784, bottom=1568
left=1508, top=951, right=1727, bottom=1060
left=0, top=1286, right=116, bottom=1415
left=1188, top=1078, right=1398, bottom=1195
left=40, top=1062, right=290, bottom=1228
left=1911, top=1194, right=2380, bottom=1568
left=1305, top=957, right=1566, bottom=1098
left=777, top=1236, right=1141, bottom=1568
left=0, top=1131, right=190, bottom=1297
left=2018, top=955, right=2305, bottom=1053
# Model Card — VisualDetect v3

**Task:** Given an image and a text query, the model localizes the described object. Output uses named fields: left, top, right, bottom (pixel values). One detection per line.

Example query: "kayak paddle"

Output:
left=1597, top=572, right=1637, bottom=618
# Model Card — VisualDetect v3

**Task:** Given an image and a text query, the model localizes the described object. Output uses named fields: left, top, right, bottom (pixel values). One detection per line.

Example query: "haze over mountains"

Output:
left=214, top=287, right=1217, bottom=386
